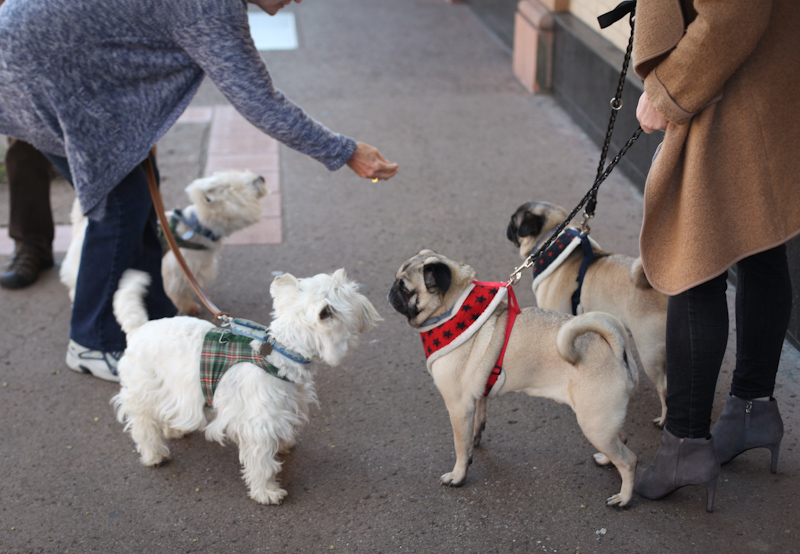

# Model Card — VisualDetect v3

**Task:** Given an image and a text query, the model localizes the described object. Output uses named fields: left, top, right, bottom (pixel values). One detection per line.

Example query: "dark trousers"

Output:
left=665, top=245, right=793, bottom=439
left=5, top=138, right=54, bottom=256
left=45, top=152, right=176, bottom=352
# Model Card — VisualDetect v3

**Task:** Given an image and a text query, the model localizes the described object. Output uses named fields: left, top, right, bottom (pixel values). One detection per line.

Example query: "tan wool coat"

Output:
left=633, top=0, right=800, bottom=295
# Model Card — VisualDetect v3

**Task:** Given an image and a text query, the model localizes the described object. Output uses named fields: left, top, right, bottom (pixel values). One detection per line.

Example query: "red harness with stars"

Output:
left=419, top=281, right=521, bottom=396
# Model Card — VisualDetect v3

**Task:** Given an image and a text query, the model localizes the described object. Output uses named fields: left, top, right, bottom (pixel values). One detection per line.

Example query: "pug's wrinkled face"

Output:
left=506, top=201, right=569, bottom=256
left=388, top=250, right=476, bottom=328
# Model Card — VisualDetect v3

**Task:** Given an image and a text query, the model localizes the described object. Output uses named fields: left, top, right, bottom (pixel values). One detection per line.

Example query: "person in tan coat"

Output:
left=631, top=0, right=799, bottom=511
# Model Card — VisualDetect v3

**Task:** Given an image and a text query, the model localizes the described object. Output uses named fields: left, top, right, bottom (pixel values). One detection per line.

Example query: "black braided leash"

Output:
left=509, top=0, right=642, bottom=285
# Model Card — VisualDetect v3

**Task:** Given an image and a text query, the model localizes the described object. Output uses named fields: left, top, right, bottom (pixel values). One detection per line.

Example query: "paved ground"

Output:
left=2, top=0, right=799, bottom=553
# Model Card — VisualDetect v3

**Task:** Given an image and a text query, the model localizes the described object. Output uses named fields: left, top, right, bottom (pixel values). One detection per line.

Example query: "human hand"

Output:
left=636, top=92, right=668, bottom=134
left=346, top=142, right=399, bottom=182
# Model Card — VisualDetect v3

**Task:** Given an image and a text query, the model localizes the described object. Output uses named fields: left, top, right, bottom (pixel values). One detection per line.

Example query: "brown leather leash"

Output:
left=144, top=154, right=231, bottom=322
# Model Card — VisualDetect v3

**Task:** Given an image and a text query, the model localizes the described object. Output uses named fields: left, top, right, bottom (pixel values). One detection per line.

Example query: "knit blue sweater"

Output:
left=0, top=0, right=356, bottom=218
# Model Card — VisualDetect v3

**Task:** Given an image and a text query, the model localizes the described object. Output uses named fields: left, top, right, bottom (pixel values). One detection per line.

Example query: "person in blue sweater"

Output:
left=0, top=0, right=399, bottom=381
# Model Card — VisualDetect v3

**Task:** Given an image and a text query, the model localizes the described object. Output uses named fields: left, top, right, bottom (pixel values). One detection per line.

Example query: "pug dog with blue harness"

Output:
left=507, top=200, right=668, bottom=427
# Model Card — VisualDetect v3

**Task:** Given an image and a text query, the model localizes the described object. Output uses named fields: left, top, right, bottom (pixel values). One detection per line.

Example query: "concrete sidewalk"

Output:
left=1, top=0, right=798, bottom=552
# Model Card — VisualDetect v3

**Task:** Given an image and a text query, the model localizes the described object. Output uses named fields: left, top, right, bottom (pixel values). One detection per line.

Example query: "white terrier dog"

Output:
left=60, top=170, right=267, bottom=315
left=110, top=268, right=381, bottom=505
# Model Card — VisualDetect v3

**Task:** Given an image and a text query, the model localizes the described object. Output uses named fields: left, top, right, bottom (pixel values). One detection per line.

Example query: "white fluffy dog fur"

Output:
left=60, top=170, right=267, bottom=315
left=110, top=268, right=381, bottom=504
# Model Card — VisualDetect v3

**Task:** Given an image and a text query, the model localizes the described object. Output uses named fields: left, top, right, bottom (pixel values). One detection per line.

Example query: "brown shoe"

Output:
left=0, top=249, right=55, bottom=289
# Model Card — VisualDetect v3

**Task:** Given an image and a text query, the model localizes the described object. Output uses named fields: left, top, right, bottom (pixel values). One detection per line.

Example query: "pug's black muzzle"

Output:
left=506, top=219, right=521, bottom=247
left=388, top=281, right=417, bottom=320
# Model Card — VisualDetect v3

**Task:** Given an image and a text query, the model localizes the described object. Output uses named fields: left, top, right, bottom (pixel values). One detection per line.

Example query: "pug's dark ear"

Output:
left=517, top=212, right=546, bottom=238
left=423, top=262, right=452, bottom=293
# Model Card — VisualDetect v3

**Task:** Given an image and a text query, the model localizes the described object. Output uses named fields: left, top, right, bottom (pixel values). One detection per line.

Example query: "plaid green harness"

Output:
left=200, top=330, right=292, bottom=407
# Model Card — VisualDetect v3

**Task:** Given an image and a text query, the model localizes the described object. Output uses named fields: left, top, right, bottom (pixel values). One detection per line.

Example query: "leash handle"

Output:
left=144, top=154, right=231, bottom=322
left=583, top=2, right=637, bottom=231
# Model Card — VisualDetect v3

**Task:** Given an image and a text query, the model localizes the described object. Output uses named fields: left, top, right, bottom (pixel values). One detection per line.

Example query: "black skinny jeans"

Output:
left=665, top=244, right=793, bottom=439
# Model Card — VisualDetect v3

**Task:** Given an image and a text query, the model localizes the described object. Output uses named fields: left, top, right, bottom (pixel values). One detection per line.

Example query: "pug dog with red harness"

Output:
left=388, top=250, right=639, bottom=507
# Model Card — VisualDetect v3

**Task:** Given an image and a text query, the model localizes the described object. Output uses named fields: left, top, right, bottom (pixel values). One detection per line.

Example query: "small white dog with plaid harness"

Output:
left=111, top=267, right=381, bottom=505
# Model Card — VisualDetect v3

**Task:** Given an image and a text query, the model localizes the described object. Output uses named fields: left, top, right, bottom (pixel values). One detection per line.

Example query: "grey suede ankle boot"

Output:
left=711, top=394, right=783, bottom=473
left=634, top=427, right=720, bottom=512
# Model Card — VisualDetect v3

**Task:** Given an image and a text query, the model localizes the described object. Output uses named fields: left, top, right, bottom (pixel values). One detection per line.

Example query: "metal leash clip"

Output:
left=508, top=256, right=535, bottom=286
left=218, top=314, right=234, bottom=327
left=579, top=211, right=594, bottom=234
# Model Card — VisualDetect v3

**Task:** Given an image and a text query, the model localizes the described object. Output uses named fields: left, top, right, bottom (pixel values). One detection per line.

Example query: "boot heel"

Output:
left=769, top=441, right=781, bottom=474
left=704, top=478, right=717, bottom=513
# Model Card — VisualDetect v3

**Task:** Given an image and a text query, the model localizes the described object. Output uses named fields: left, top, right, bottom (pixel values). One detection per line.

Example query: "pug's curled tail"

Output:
left=556, top=312, right=637, bottom=386
left=113, top=269, right=151, bottom=335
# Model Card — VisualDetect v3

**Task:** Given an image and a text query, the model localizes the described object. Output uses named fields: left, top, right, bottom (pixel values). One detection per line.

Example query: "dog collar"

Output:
left=157, top=213, right=209, bottom=253
left=530, top=226, right=558, bottom=254
left=173, top=208, right=222, bottom=242
left=228, top=318, right=312, bottom=365
left=418, top=281, right=520, bottom=397
left=419, top=309, right=453, bottom=328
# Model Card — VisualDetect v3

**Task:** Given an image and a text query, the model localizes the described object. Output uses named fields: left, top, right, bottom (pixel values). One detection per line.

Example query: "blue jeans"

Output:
left=665, top=245, right=792, bottom=439
left=46, top=153, right=177, bottom=352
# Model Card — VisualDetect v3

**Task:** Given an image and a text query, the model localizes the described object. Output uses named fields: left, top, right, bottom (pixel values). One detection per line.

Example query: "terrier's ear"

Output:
left=423, top=262, right=452, bottom=293
left=332, top=268, right=348, bottom=284
left=270, top=273, right=299, bottom=298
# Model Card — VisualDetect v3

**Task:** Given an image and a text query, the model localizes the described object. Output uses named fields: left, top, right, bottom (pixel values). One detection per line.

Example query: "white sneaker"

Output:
left=66, top=340, right=122, bottom=382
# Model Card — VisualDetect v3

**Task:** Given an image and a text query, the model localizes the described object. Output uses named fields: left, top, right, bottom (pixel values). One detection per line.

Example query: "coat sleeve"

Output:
left=645, top=0, right=773, bottom=125
left=171, top=6, right=356, bottom=171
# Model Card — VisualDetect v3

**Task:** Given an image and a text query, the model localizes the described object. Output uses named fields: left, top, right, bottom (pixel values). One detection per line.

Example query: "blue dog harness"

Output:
left=531, top=228, right=606, bottom=315
left=157, top=208, right=222, bottom=254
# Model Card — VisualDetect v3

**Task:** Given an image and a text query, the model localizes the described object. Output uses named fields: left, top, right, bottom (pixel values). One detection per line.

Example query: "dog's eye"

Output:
left=319, top=306, right=333, bottom=320
left=203, top=195, right=212, bottom=203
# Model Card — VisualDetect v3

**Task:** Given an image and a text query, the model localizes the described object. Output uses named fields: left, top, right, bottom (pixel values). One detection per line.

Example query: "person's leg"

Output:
left=46, top=153, right=176, bottom=378
left=635, top=272, right=728, bottom=511
left=664, top=271, right=730, bottom=438
left=731, top=244, right=792, bottom=398
left=713, top=245, right=791, bottom=470
left=0, top=139, right=55, bottom=289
